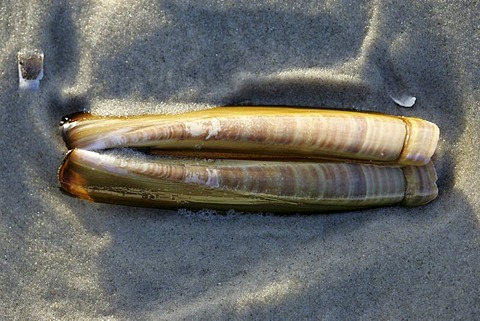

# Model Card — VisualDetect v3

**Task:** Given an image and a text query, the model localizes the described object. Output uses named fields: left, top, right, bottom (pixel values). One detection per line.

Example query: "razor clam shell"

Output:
left=61, top=107, right=439, bottom=166
left=58, top=149, right=438, bottom=212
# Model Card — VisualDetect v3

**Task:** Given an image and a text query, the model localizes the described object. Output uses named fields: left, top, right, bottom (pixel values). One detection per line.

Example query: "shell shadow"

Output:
left=93, top=1, right=374, bottom=103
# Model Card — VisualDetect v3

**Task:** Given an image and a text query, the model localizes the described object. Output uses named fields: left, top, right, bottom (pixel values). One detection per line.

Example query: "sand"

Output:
left=1, top=0, right=479, bottom=320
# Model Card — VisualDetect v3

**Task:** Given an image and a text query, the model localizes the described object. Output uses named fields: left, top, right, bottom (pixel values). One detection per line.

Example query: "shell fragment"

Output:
left=18, top=50, right=44, bottom=91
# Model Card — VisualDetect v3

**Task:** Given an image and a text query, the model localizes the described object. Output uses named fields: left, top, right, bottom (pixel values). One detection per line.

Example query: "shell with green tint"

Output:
left=58, top=149, right=438, bottom=213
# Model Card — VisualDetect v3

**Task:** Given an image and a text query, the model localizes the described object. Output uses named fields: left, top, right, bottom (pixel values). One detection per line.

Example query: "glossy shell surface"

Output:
left=58, top=149, right=438, bottom=212
left=61, top=107, right=440, bottom=166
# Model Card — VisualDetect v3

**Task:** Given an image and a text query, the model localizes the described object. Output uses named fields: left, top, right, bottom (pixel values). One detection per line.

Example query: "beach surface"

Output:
left=1, top=0, right=479, bottom=319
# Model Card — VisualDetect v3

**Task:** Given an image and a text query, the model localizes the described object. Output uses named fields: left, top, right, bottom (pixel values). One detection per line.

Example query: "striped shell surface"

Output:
left=61, top=107, right=440, bottom=166
left=59, top=149, right=438, bottom=212
left=58, top=107, right=440, bottom=212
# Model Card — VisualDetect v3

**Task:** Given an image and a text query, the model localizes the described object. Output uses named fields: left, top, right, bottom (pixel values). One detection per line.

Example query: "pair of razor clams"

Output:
left=59, top=107, right=440, bottom=212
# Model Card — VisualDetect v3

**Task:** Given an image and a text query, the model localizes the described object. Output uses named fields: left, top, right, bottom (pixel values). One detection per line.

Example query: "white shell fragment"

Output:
left=390, top=93, right=416, bottom=108
left=18, top=50, right=44, bottom=91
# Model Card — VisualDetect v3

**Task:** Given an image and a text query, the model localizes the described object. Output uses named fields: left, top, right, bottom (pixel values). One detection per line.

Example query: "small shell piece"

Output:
left=60, top=107, right=439, bottom=166
left=58, top=149, right=438, bottom=212
left=18, top=50, right=44, bottom=91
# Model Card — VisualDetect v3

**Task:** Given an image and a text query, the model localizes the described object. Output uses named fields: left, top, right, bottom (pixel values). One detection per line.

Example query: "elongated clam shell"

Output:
left=61, top=107, right=439, bottom=166
left=58, top=149, right=438, bottom=212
